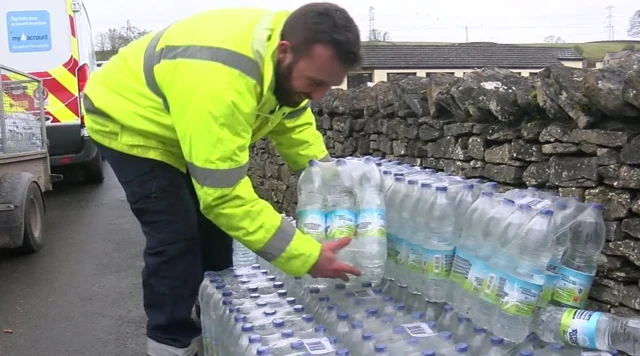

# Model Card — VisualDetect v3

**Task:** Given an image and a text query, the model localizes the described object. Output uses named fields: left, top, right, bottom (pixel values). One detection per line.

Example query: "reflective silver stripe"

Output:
left=147, top=336, right=199, bottom=356
left=186, top=161, right=248, bottom=189
left=283, top=103, right=310, bottom=119
left=256, top=215, right=296, bottom=262
left=143, top=27, right=171, bottom=110
left=142, top=27, right=263, bottom=111
left=157, top=46, right=262, bottom=88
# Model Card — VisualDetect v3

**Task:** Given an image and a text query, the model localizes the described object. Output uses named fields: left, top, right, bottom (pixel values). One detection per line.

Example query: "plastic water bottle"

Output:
left=481, top=336, right=511, bottom=356
left=551, top=204, right=606, bottom=309
left=385, top=175, right=408, bottom=279
left=296, top=159, right=326, bottom=242
left=352, top=156, right=387, bottom=284
left=233, top=240, right=258, bottom=268
left=493, top=210, right=556, bottom=343
left=422, top=185, right=456, bottom=302
left=326, top=159, right=357, bottom=239
left=400, top=179, right=426, bottom=288
left=449, top=191, right=497, bottom=315
left=533, top=306, right=640, bottom=355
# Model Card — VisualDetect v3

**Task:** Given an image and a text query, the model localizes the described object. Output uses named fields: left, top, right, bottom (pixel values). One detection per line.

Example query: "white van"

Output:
left=0, top=0, right=104, bottom=183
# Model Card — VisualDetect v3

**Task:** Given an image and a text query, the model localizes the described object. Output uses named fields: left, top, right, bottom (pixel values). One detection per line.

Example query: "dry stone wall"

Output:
left=249, top=52, right=640, bottom=317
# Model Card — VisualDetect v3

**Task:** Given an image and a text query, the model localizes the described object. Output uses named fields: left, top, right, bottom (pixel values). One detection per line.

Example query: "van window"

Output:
left=0, top=0, right=72, bottom=73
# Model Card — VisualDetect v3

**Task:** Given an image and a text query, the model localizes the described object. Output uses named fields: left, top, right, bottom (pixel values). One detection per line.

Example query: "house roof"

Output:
left=359, top=43, right=583, bottom=69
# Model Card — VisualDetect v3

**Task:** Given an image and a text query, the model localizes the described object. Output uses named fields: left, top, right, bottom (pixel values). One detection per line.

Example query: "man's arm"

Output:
left=159, top=60, right=321, bottom=277
left=266, top=104, right=331, bottom=175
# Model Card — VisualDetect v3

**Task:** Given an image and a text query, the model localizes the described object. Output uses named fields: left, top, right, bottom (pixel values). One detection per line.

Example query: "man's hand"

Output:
left=308, top=237, right=362, bottom=281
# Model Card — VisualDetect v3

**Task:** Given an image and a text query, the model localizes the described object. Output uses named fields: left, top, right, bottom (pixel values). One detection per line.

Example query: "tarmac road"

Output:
left=0, top=165, right=147, bottom=356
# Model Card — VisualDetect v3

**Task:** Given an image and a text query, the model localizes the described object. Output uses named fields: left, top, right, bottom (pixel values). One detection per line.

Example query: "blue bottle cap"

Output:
left=362, top=331, right=374, bottom=340
left=241, top=323, right=254, bottom=332
left=374, top=344, right=387, bottom=352
left=337, top=312, right=349, bottom=320
left=490, top=336, right=504, bottom=345
left=314, top=324, right=327, bottom=333
left=281, top=329, right=293, bottom=338
left=256, top=346, right=270, bottom=355
left=421, top=350, right=436, bottom=356
left=455, top=343, right=469, bottom=353
left=248, top=334, right=261, bottom=343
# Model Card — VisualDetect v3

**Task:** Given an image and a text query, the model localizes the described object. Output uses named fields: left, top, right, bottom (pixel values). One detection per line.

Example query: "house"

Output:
left=337, top=43, right=585, bottom=89
left=596, top=51, right=634, bottom=68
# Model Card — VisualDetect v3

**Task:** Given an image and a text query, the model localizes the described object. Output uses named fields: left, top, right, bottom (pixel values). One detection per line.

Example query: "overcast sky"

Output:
left=84, top=0, right=639, bottom=44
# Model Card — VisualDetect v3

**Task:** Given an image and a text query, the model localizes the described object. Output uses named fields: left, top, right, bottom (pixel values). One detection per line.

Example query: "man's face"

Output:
left=275, top=42, right=347, bottom=107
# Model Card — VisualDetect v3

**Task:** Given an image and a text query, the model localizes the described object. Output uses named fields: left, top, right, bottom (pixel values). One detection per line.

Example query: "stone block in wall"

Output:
left=549, top=156, right=599, bottom=187
left=620, top=285, right=640, bottom=311
left=622, top=218, right=640, bottom=239
left=566, top=129, right=629, bottom=148
left=425, top=73, right=463, bottom=118
left=392, top=140, right=408, bottom=156
left=386, top=118, right=406, bottom=139
left=443, top=123, right=475, bottom=137
left=483, top=164, right=525, bottom=184
left=580, top=143, right=600, bottom=155
left=620, top=135, right=640, bottom=165
left=558, top=187, right=585, bottom=200
left=539, top=124, right=573, bottom=143
left=611, top=306, right=640, bottom=317
left=623, top=67, right=640, bottom=110
left=427, top=136, right=457, bottom=159
left=584, top=186, right=631, bottom=220
left=596, top=148, right=621, bottom=166
left=583, top=61, right=640, bottom=119
left=468, top=136, right=486, bottom=160
left=541, top=143, right=580, bottom=155
left=399, top=123, right=419, bottom=140
left=484, top=143, right=527, bottom=166
left=357, top=136, right=371, bottom=155
left=406, top=140, right=429, bottom=157
left=418, top=125, right=444, bottom=142
left=605, top=221, right=627, bottom=242
left=612, top=165, right=640, bottom=189
left=599, top=164, right=620, bottom=185
left=536, top=65, right=599, bottom=129
left=511, top=140, right=544, bottom=162
left=486, top=126, right=520, bottom=142
left=586, top=300, right=612, bottom=312
left=590, top=278, right=624, bottom=306
left=452, top=137, right=472, bottom=161
left=604, top=240, right=640, bottom=267
left=520, top=121, right=546, bottom=141
left=632, top=197, right=640, bottom=215
left=449, top=67, right=535, bottom=123
left=391, top=76, right=431, bottom=117
left=522, top=162, right=550, bottom=187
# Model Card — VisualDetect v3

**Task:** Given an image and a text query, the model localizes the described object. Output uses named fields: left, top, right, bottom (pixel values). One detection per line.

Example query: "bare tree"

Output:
left=94, top=21, right=151, bottom=52
left=370, top=29, right=392, bottom=42
left=628, top=10, right=640, bottom=38
left=544, top=35, right=566, bottom=43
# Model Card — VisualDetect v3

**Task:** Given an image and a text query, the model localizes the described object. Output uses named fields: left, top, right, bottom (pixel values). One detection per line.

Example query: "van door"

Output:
left=0, top=0, right=84, bottom=156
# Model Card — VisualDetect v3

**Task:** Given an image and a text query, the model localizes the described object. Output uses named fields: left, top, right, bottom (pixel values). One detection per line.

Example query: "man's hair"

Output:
left=281, top=2, right=362, bottom=70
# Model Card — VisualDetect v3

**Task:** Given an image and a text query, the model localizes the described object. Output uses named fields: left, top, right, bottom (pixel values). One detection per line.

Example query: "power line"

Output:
left=605, top=5, right=615, bottom=40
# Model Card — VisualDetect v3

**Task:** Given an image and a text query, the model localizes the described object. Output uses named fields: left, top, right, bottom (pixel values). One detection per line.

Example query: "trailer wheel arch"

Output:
left=0, top=172, right=46, bottom=252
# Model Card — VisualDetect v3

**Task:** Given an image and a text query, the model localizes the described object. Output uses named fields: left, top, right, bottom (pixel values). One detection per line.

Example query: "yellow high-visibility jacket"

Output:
left=82, top=8, right=330, bottom=276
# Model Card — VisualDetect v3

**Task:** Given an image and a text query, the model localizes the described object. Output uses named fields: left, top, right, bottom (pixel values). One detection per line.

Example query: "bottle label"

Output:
left=396, top=236, right=407, bottom=267
left=450, top=248, right=474, bottom=287
left=424, top=246, right=455, bottom=280
left=402, top=322, right=435, bottom=337
left=499, top=273, right=543, bottom=317
left=296, top=209, right=326, bottom=241
left=465, top=258, right=490, bottom=294
left=539, top=261, right=561, bottom=307
left=407, top=242, right=424, bottom=274
left=356, top=208, right=386, bottom=239
left=479, top=267, right=508, bottom=306
left=559, top=309, right=601, bottom=349
left=387, top=233, right=398, bottom=262
left=552, top=266, right=595, bottom=308
left=302, top=337, right=335, bottom=354
left=326, top=209, right=356, bottom=239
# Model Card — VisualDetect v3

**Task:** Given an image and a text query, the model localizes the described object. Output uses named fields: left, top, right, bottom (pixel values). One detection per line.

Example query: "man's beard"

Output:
left=274, top=60, right=306, bottom=108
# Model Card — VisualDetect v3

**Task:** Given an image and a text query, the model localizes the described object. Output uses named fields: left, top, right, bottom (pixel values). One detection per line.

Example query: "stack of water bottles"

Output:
left=198, top=156, right=639, bottom=356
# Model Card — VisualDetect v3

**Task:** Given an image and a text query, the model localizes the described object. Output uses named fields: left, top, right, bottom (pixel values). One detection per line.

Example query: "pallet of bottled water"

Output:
left=198, top=156, right=639, bottom=356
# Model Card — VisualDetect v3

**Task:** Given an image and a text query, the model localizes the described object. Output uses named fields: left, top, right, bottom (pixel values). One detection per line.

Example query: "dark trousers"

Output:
left=96, top=142, right=233, bottom=349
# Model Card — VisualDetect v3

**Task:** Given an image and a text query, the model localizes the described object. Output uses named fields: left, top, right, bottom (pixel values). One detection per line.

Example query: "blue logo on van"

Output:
left=6, top=10, right=52, bottom=53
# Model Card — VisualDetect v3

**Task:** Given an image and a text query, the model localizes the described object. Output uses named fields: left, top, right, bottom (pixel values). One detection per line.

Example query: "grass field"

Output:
left=362, top=40, right=640, bottom=65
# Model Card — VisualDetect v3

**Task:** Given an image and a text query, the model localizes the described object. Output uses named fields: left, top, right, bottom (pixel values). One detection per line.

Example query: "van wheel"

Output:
left=84, top=152, right=105, bottom=184
left=18, top=182, right=45, bottom=254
